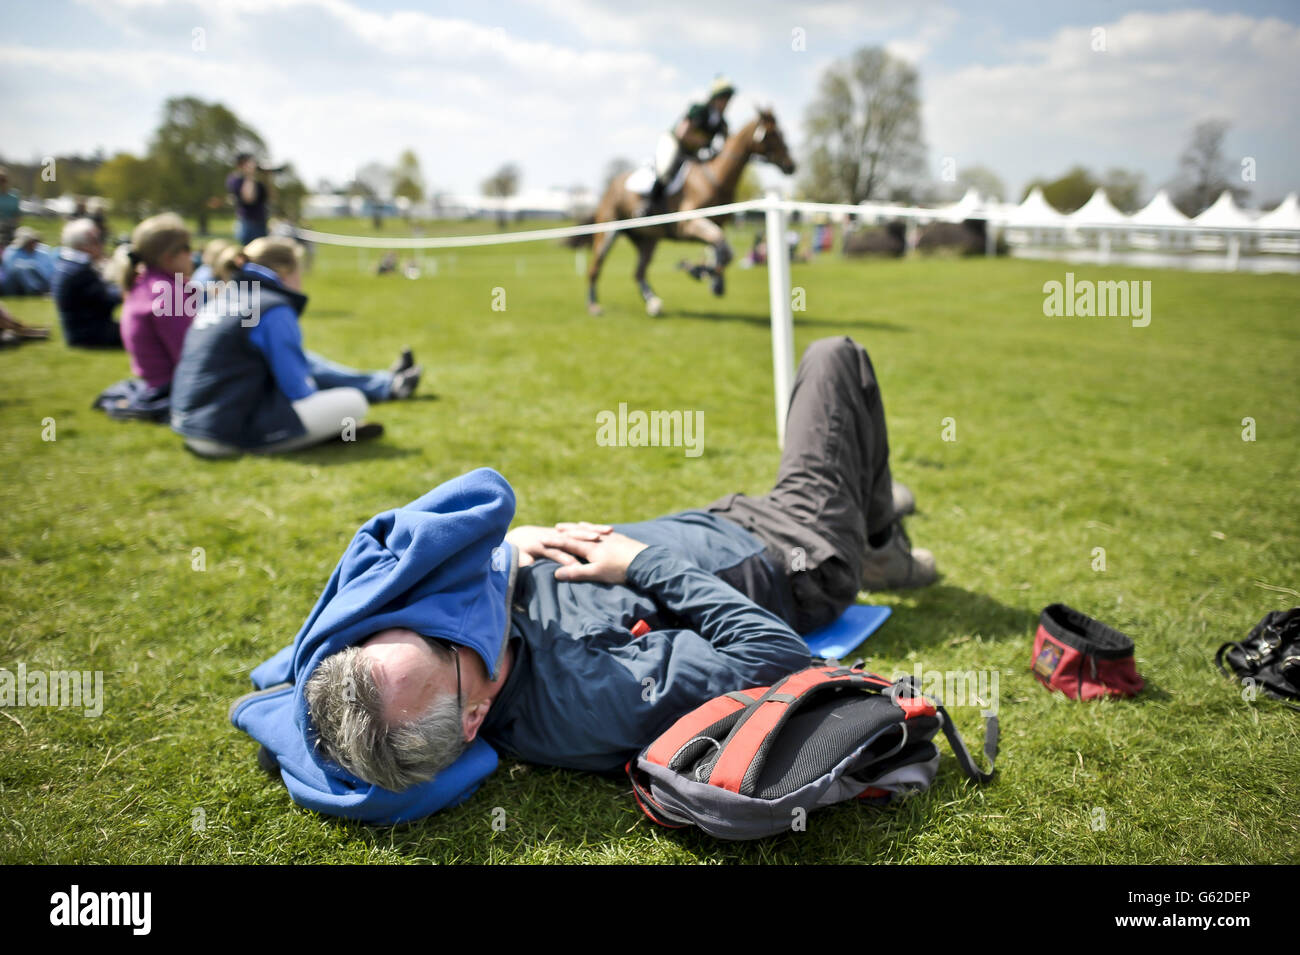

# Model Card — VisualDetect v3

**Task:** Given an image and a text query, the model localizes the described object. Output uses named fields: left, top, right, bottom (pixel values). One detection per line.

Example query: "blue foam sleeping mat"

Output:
left=802, top=604, right=892, bottom=659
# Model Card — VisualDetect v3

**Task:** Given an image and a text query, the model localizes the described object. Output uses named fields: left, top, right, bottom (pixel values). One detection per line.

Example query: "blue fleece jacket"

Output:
left=230, top=468, right=518, bottom=824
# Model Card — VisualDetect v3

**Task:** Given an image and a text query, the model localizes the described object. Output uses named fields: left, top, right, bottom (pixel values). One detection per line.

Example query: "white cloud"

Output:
left=925, top=10, right=1300, bottom=200
left=11, top=0, right=695, bottom=190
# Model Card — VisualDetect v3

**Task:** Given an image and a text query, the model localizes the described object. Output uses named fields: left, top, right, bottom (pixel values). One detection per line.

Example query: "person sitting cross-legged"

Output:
left=116, top=213, right=197, bottom=392
left=2, top=227, right=58, bottom=297
left=170, top=237, right=422, bottom=457
left=51, top=219, right=123, bottom=348
left=273, top=336, right=934, bottom=812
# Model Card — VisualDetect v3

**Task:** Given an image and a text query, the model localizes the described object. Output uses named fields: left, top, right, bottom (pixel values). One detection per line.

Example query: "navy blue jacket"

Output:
left=51, top=251, right=122, bottom=348
left=169, top=264, right=306, bottom=449
left=482, top=510, right=810, bottom=772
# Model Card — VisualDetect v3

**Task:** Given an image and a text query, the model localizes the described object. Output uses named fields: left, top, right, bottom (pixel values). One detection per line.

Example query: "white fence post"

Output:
left=765, top=190, right=795, bottom=447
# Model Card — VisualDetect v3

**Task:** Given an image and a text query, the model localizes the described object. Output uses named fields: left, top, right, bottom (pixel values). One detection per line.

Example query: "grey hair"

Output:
left=61, top=217, right=101, bottom=251
left=303, top=644, right=467, bottom=792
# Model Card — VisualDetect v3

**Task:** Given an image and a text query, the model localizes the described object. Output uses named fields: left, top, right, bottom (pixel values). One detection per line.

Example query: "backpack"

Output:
left=1216, top=608, right=1300, bottom=709
left=627, top=663, right=998, bottom=840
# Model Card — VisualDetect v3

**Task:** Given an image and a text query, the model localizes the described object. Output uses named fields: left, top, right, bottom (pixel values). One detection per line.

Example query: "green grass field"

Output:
left=2, top=216, right=1297, bottom=864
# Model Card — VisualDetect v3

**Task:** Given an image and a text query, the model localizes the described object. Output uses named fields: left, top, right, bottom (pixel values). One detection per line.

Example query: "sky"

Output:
left=3, top=0, right=1299, bottom=205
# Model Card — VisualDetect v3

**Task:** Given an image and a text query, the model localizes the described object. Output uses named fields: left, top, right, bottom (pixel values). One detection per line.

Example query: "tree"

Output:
left=93, top=152, right=158, bottom=219
left=482, top=163, right=520, bottom=198
left=956, top=164, right=1006, bottom=203
left=392, top=149, right=424, bottom=203
left=800, top=46, right=926, bottom=204
left=354, top=161, right=393, bottom=200
left=1022, top=166, right=1097, bottom=213
left=148, top=96, right=267, bottom=235
left=1170, top=119, right=1247, bottom=217
left=1101, top=167, right=1145, bottom=213
left=482, top=163, right=521, bottom=227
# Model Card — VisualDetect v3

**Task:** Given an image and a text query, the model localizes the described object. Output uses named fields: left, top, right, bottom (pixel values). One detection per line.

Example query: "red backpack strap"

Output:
left=643, top=686, right=769, bottom=770
left=706, top=665, right=891, bottom=794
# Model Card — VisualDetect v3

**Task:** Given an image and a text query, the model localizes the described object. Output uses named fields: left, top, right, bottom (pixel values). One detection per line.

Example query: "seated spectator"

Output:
left=2, top=227, right=57, bottom=296
left=191, top=238, right=234, bottom=304
left=115, top=213, right=196, bottom=391
left=0, top=301, right=51, bottom=347
left=270, top=217, right=314, bottom=273
left=51, top=219, right=123, bottom=348
left=0, top=168, right=20, bottom=250
left=170, top=237, right=423, bottom=457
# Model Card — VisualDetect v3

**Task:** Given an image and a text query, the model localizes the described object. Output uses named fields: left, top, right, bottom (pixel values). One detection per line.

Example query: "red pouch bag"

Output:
left=1031, top=604, right=1144, bottom=700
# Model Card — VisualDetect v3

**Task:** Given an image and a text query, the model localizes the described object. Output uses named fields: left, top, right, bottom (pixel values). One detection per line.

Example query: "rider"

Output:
left=644, top=76, right=735, bottom=215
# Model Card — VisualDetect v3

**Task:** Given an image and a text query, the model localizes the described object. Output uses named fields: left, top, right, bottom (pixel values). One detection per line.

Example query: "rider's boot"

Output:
left=640, top=179, right=665, bottom=218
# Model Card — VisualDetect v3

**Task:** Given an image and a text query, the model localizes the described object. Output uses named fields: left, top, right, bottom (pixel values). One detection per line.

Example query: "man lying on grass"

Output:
left=236, top=337, right=936, bottom=818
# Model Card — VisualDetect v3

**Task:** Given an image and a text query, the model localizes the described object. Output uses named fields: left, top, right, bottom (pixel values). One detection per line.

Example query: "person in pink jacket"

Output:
left=116, top=213, right=195, bottom=391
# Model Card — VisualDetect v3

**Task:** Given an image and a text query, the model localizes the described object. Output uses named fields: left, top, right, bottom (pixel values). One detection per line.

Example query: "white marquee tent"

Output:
left=1068, top=187, right=1129, bottom=226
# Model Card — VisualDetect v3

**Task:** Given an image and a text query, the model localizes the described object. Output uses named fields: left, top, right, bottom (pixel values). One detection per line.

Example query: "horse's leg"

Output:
left=632, top=236, right=662, bottom=317
left=587, top=228, right=617, bottom=316
left=679, top=218, right=733, bottom=297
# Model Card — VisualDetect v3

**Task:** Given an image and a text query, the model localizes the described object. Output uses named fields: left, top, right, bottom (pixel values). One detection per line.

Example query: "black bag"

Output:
left=1216, top=608, right=1300, bottom=708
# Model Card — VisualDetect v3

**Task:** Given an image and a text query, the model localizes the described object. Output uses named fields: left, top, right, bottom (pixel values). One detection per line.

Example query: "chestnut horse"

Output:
left=587, top=109, right=796, bottom=316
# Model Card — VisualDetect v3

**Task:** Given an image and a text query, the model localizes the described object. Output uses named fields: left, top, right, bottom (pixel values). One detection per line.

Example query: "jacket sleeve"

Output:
left=625, top=544, right=810, bottom=687
left=247, top=304, right=316, bottom=402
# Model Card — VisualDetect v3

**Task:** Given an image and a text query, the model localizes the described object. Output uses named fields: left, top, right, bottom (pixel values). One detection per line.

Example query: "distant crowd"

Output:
left=0, top=156, right=423, bottom=456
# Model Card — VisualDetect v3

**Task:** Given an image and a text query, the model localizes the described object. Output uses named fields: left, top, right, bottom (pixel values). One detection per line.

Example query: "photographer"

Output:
left=227, top=153, right=272, bottom=243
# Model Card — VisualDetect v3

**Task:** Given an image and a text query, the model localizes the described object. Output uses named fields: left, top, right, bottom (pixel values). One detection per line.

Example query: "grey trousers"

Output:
left=708, top=337, right=896, bottom=634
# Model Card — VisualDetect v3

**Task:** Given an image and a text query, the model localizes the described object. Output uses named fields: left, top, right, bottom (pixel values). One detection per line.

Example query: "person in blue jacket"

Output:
left=233, top=337, right=935, bottom=822
left=170, top=236, right=423, bottom=456
left=1, top=227, right=58, bottom=295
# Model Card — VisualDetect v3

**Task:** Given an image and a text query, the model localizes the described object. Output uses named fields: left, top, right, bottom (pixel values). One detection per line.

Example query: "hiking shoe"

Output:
left=390, top=364, right=422, bottom=399
left=861, top=522, right=938, bottom=591
left=891, top=480, right=916, bottom=518
left=389, top=346, right=414, bottom=376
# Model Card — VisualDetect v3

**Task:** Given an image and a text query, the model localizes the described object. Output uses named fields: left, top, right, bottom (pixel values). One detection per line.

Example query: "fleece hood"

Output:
left=230, top=467, right=517, bottom=824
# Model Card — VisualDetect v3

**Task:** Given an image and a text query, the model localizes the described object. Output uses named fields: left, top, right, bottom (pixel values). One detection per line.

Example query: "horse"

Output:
left=586, top=108, right=796, bottom=316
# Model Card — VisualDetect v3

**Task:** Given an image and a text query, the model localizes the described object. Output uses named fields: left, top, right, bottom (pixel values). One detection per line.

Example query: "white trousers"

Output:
left=654, top=132, right=683, bottom=181
left=183, top=387, right=369, bottom=457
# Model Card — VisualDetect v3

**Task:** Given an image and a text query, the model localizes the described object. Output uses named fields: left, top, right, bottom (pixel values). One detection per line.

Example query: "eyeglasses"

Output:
left=422, top=636, right=462, bottom=717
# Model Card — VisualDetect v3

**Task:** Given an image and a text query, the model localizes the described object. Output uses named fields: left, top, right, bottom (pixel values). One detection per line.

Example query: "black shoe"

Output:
left=389, top=346, right=414, bottom=376
left=329, top=421, right=385, bottom=444
left=391, top=364, right=422, bottom=399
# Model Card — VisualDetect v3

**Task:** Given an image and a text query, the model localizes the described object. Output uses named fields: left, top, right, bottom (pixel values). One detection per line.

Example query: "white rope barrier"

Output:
left=290, top=194, right=1298, bottom=441
left=294, top=198, right=768, bottom=248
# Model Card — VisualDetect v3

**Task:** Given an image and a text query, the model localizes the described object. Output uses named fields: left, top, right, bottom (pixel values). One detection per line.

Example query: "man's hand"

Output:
left=505, top=525, right=593, bottom=568
left=552, top=531, right=648, bottom=585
